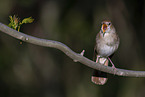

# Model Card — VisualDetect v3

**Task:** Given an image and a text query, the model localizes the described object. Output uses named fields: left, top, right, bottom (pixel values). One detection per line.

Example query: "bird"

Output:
left=91, top=20, right=120, bottom=85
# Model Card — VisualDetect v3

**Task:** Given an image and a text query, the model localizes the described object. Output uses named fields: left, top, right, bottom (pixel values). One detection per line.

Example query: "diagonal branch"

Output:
left=0, top=22, right=145, bottom=77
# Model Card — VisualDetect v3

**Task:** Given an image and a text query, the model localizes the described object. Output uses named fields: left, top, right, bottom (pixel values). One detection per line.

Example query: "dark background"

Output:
left=0, top=0, right=145, bottom=97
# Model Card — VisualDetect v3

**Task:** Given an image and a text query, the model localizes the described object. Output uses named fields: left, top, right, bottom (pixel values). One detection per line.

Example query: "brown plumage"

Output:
left=91, top=21, right=120, bottom=85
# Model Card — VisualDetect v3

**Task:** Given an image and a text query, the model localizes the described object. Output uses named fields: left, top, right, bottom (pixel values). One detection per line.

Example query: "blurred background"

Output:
left=0, top=0, right=145, bottom=97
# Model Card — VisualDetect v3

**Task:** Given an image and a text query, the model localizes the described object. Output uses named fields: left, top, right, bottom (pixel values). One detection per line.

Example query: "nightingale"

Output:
left=91, top=20, right=120, bottom=85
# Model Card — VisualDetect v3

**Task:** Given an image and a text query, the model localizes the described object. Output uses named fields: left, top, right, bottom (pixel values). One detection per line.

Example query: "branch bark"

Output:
left=0, top=22, right=145, bottom=77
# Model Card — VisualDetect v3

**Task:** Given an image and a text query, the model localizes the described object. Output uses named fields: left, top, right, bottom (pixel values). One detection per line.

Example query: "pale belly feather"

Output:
left=97, top=44, right=117, bottom=57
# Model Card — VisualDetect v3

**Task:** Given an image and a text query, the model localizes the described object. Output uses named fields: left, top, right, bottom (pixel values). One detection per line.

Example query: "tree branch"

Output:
left=0, top=22, right=145, bottom=77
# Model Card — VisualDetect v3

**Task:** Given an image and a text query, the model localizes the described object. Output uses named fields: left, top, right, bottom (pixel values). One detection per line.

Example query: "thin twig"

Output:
left=0, top=22, right=145, bottom=77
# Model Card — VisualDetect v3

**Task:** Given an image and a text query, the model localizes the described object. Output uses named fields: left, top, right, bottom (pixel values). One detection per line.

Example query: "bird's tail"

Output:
left=91, top=58, right=108, bottom=85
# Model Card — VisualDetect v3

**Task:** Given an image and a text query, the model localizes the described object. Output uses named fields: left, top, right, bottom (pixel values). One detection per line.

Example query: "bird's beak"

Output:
left=102, top=24, right=108, bottom=33
left=101, top=24, right=108, bottom=37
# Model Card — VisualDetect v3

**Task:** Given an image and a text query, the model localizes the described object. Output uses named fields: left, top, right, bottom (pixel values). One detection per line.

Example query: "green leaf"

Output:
left=21, top=17, right=34, bottom=24
left=9, top=16, right=13, bottom=23
left=8, top=16, right=13, bottom=28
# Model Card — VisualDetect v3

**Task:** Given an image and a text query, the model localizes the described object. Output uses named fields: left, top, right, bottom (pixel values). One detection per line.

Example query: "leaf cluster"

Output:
left=8, top=15, right=34, bottom=32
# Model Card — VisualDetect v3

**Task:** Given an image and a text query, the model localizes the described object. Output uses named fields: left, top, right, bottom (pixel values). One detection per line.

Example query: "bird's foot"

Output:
left=108, top=57, right=117, bottom=75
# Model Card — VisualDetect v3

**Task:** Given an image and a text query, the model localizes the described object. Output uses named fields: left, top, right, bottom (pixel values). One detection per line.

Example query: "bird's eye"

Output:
left=108, top=22, right=111, bottom=25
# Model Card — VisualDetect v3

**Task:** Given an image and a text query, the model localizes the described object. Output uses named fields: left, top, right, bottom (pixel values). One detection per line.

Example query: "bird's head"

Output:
left=101, top=21, right=113, bottom=36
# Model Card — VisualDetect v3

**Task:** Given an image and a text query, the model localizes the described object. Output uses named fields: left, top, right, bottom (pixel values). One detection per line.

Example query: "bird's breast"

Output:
left=96, top=37, right=119, bottom=57
left=96, top=31, right=119, bottom=57
left=97, top=44, right=117, bottom=57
